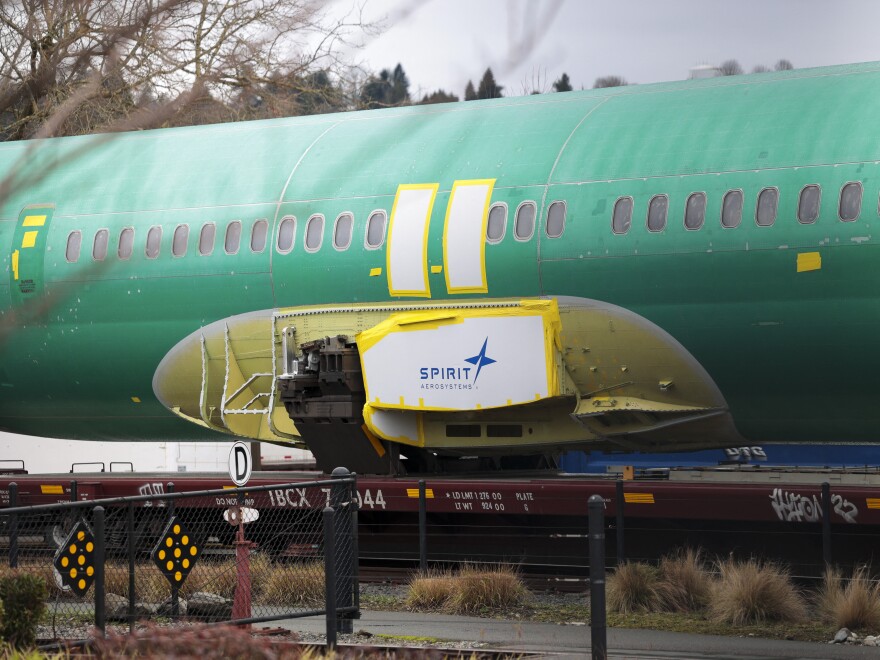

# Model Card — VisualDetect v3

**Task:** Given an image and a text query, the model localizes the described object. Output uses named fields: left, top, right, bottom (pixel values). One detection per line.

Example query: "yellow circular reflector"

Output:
left=175, top=571, right=182, bottom=582
left=181, top=535, right=189, bottom=545
left=190, top=546, right=197, bottom=556
left=61, top=557, right=69, bottom=568
left=173, top=524, right=181, bottom=535
left=174, top=548, right=181, bottom=558
left=166, top=561, right=173, bottom=571
left=158, top=550, right=166, bottom=560
left=78, top=579, right=86, bottom=591
left=70, top=568, right=77, bottom=578
left=77, top=531, right=85, bottom=541
left=182, top=559, right=190, bottom=569
left=166, top=537, right=173, bottom=547
left=86, top=542, right=94, bottom=552
left=69, top=544, right=77, bottom=554
left=77, top=555, right=85, bottom=566
left=87, top=566, right=94, bottom=577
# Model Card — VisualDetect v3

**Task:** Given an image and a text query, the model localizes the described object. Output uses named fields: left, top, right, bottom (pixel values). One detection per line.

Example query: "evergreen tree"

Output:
left=593, top=75, right=627, bottom=89
left=419, top=89, right=459, bottom=104
left=553, top=73, right=572, bottom=92
left=360, top=63, right=410, bottom=109
left=390, top=63, right=410, bottom=104
left=464, top=80, right=477, bottom=101
left=476, top=68, right=503, bottom=99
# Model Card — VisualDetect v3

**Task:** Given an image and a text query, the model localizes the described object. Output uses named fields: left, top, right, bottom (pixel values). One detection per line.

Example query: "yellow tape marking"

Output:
left=430, top=265, right=443, bottom=274
left=406, top=488, right=434, bottom=498
left=361, top=424, right=387, bottom=457
left=131, top=397, right=141, bottom=403
left=41, top=485, right=64, bottom=495
left=369, top=267, right=382, bottom=277
left=624, top=493, right=655, bottom=504
left=866, top=498, right=880, bottom=510
left=21, top=231, right=38, bottom=249
left=11, top=250, right=18, bottom=281
left=797, top=252, right=821, bottom=272
left=23, top=215, right=46, bottom=227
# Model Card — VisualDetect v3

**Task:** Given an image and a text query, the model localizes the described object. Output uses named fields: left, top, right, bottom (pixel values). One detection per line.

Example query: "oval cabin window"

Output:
left=225, top=221, right=242, bottom=254
left=684, top=193, right=706, bottom=230
left=721, top=190, right=743, bottom=228
left=93, top=229, right=109, bottom=261
left=486, top=204, right=506, bottom=243
left=277, top=216, right=295, bottom=253
left=172, top=225, right=189, bottom=257
left=839, top=182, right=862, bottom=221
left=613, top=197, right=634, bottom=234
left=250, top=219, right=268, bottom=253
left=646, top=195, right=667, bottom=232
left=514, top=201, right=536, bottom=240
left=756, top=188, right=778, bottom=226
left=118, top=227, right=134, bottom=260
left=545, top=201, right=566, bottom=238
left=66, top=231, right=82, bottom=263
left=146, top=226, right=162, bottom=259
left=305, top=215, right=324, bottom=252
left=365, top=211, right=386, bottom=248
left=798, top=185, right=821, bottom=224
left=333, top=213, right=353, bottom=250
left=199, top=223, right=216, bottom=256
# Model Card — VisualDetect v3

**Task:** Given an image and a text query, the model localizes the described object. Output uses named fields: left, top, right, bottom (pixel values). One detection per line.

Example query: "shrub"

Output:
left=0, top=573, right=47, bottom=648
left=709, top=558, right=806, bottom=625
left=446, top=565, right=527, bottom=614
left=258, top=561, right=325, bottom=608
left=816, top=566, right=880, bottom=631
left=657, top=548, right=712, bottom=613
left=407, top=569, right=456, bottom=610
left=607, top=561, right=661, bottom=614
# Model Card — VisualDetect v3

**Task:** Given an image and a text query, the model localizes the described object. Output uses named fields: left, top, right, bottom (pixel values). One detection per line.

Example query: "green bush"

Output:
left=0, top=573, right=47, bottom=649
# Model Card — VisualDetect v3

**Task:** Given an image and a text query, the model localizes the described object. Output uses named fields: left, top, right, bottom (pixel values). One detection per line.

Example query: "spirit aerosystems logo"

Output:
left=419, top=337, right=496, bottom=390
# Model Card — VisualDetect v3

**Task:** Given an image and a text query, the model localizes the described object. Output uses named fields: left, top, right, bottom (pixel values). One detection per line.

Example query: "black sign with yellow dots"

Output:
left=52, top=521, right=97, bottom=597
left=151, top=517, right=200, bottom=587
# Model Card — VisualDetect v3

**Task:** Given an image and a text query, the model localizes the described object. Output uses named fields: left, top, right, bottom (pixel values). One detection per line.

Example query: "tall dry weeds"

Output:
left=816, top=566, right=880, bottom=631
left=607, top=561, right=661, bottom=614
left=709, top=558, right=806, bottom=625
left=447, top=565, right=527, bottom=614
left=406, top=568, right=457, bottom=610
left=657, top=548, right=712, bottom=613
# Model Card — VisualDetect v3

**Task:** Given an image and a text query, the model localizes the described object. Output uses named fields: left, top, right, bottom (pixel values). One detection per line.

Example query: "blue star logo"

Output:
left=465, top=338, right=496, bottom=384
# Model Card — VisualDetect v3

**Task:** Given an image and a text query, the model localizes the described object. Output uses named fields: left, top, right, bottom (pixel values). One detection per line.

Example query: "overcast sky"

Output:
left=356, top=0, right=880, bottom=98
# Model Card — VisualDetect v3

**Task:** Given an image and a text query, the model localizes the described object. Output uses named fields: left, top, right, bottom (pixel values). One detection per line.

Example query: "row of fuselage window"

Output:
left=612, top=181, right=865, bottom=234
left=63, top=200, right=570, bottom=263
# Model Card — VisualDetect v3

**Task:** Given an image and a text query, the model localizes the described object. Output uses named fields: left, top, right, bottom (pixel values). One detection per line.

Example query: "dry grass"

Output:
left=709, top=559, right=807, bottom=625
left=656, top=548, right=712, bottom=613
left=406, top=565, right=527, bottom=614
left=816, top=566, right=880, bottom=631
left=258, top=561, right=325, bottom=608
left=608, top=561, right=661, bottom=614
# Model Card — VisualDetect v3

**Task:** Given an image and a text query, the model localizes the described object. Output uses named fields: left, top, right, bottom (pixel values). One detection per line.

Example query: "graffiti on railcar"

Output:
left=769, top=488, right=858, bottom=523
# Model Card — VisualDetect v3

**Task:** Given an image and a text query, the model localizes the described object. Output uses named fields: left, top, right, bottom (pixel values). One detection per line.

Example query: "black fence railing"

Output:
left=0, top=469, right=359, bottom=646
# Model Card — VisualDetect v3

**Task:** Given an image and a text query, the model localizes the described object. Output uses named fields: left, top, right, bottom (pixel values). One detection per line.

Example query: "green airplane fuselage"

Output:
left=0, top=62, right=878, bottom=448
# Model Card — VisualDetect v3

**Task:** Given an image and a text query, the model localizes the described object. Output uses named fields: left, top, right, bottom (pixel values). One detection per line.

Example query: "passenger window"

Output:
left=146, top=226, right=162, bottom=258
left=514, top=201, right=536, bottom=240
left=646, top=195, right=667, bottom=232
left=365, top=211, right=386, bottom=249
left=333, top=213, right=353, bottom=250
left=612, top=197, right=634, bottom=234
left=250, top=219, right=268, bottom=253
left=756, top=188, right=778, bottom=226
left=798, top=185, right=821, bottom=224
left=277, top=215, right=296, bottom=253
left=225, top=220, right=242, bottom=255
left=545, top=201, right=566, bottom=238
left=118, top=227, right=134, bottom=260
left=199, top=223, right=216, bottom=256
left=839, top=182, right=862, bottom=221
left=172, top=225, right=188, bottom=257
left=486, top=203, right=507, bottom=243
left=721, top=190, right=743, bottom=228
left=305, top=214, right=324, bottom=252
left=66, top=231, right=82, bottom=263
left=92, top=229, right=109, bottom=261
left=684, top=193, right=706, bottom=230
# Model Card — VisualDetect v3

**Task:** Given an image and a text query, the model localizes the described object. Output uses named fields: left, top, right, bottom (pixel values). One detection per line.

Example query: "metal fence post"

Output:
left=8, top=482, right=17, bottom=568
left=94, top=506, right=106, bottom=637
left=418, top=479, right=427, bottom=573
left=166, top=482, right=178, bottom=617
left=330, top=467, right=353, bottom=634
left=822, top=482, right=832, bottom=567
left=350, top=475, right=360, bottom=616
left=323, top=505, right=337, bottom=651
left=70, top=480, right=78, bottom=503
left=588, top=494, right=607, bottom=660
left=127, top=503, right=136, bottom=634
left=615, top=479, right=625, bottom=565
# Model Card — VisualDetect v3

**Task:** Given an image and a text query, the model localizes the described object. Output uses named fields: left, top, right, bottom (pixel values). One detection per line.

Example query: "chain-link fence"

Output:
left=0, top=471, right=358, bottom=645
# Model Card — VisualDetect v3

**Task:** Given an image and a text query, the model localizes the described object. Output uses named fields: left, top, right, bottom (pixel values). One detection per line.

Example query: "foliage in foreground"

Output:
left=709, top=559, right=807, bottom=625
left=607, top=561, right=661, bottom=614
left=656, top=548, right=712, bottom=613
left=816, top=566, right=880, bottom=630
left=407, top=565, right=527, bottom=614
left=0, top=573, right=47, bottom=649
